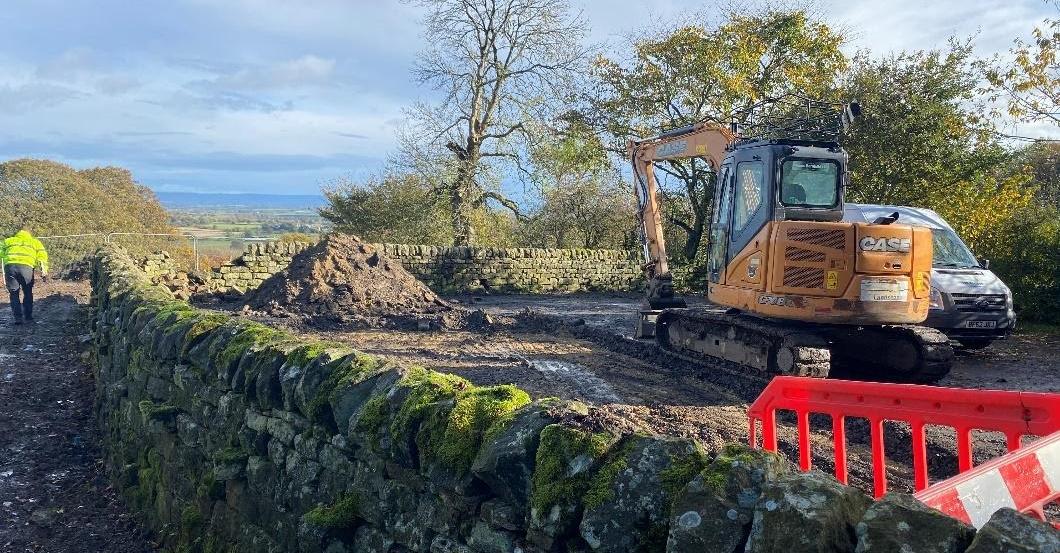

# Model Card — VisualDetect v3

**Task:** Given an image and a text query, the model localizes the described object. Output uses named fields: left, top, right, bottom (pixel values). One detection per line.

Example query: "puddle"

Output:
left=517, top=356, right=622, bottom=403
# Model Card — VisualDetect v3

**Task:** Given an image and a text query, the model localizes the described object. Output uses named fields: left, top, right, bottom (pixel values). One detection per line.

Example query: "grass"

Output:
left=1016, top=322, right=1060, bottom=336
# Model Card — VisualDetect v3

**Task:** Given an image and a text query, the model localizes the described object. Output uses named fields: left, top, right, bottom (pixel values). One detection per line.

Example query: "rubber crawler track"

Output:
left=654, top=309, right=953, bottom=384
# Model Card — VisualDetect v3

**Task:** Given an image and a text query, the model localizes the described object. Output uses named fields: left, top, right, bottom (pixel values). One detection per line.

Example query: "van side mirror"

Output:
left=979, top=258, right=990, bottom=270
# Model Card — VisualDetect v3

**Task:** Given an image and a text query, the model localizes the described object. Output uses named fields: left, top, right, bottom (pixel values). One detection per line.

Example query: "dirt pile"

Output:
left=247, top=233, right=478, bottom=329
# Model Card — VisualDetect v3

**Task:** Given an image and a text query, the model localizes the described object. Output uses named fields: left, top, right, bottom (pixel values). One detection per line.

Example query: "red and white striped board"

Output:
left=915, top=431, right=1060, bottom=528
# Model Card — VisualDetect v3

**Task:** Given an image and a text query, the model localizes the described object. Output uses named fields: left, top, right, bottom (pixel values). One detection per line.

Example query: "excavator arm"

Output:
left=628, top=122, right=736, bottom=309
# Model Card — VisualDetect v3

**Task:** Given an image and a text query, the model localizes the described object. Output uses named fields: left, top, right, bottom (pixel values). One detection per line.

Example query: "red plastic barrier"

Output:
left=914, top=430, right=1060, bottom=528
left=747, top=376, right=1060, bottom=498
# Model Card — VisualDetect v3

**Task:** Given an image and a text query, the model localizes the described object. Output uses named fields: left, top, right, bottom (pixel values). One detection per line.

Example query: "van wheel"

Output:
left=958, top=338, right=993, bottom=350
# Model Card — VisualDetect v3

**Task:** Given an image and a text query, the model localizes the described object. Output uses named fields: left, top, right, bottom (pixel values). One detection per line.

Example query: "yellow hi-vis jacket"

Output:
left=1, top=230, right=49, bottom=274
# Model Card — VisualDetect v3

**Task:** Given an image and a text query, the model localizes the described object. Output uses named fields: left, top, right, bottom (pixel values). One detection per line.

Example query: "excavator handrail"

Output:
left=747, top=376, right=1060, bottom=498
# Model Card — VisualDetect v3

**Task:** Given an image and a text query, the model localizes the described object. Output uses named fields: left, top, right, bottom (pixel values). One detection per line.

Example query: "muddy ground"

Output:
left=452, top=292, right=1060, bottom=393
left=236, top=291, right=1060, bottom=496
left=0, top=281, right=155, bottom=553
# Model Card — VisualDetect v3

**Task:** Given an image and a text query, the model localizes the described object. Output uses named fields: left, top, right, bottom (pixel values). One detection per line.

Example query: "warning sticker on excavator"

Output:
left=826, top=271, right=838, bottom=290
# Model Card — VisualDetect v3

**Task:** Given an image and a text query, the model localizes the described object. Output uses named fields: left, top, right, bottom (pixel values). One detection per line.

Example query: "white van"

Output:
left=844, top=204, right=1016, bottom=349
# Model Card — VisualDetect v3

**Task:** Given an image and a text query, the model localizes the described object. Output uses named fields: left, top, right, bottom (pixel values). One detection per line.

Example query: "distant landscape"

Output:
left=156, top=191, right=327, bottom=210
left=161, top=191, right=329, bottom=259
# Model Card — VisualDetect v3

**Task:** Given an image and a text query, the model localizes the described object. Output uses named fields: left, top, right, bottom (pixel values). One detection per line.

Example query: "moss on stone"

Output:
left=138, top=400, right=180, bottom=422
left=152, top=301, right=197, bottom=329
left=215, top=322, right=284, bottom=370
left=660, top=442, right=710, bottom=501
left=132, top=466, right=158, bottom=507
left=213, top=446, right=249, bottom=465
left=356, top=394, right=389, bottom=437
left=131, top=446, right=162, bottom=509
left=422, top=384, right=530, bottom=474
left=286, top=341, right=341, bottom=368
left=180, top=504, right=203, bottom=529
left=178, top=505, right=205, bottom=551
left=347, top=365, right=467, bottom=444
left=583, top=438, right=637, bottom=510
left=196, top=471, right=224, bottom=501
left=202, top=534, right=226, bottom=553
left=307, top=351, right=383, bottom=426
left=181, top=312, right=231, bottom=354
left=128, top=348, right=146, bottom=375
left=392, top=368, right=470, bottom=439
left=530, top=424, right=617, bottom=514
left=303, top=494, right=360, bottom=530
left=698, top=443, right=763, bottom=495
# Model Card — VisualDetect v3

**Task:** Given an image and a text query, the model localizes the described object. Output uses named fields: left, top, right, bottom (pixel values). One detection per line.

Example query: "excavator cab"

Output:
left=707, top=140, right=846, bottom=285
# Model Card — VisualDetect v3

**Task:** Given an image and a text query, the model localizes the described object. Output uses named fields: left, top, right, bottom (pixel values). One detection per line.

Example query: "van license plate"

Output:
left=962, top=321, right=996, bottom=329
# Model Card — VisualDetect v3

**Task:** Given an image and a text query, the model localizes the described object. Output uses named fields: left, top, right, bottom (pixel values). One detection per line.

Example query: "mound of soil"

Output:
left=247, top=233, right=479, bottom=329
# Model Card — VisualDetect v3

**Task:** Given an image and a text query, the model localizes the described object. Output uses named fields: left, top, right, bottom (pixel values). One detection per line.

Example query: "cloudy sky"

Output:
left=0, top=0, right=1053, bottom=195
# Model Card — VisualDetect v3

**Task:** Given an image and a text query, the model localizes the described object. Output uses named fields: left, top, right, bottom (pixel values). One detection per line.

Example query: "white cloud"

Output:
left=211, top=55, right=337, bottom=90
left=826, top=0, right=1049, bottom=56
left=94, top=75, right=142, bottom=95
left=0, top=82, right=82, bottom=112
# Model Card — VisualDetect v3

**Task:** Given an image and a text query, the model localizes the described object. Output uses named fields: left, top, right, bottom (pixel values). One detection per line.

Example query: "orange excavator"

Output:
left=630, top=98, right=953, bottom=382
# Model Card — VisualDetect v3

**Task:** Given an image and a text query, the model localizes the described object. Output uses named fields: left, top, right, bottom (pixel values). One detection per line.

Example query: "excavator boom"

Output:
left=629, top=123, right=735, bottom=311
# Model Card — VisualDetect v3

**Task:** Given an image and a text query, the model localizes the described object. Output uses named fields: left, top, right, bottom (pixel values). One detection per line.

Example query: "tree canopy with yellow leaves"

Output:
left=591, top=8, right=847, bottom=263
left=0, top=158, right=172, bottom=268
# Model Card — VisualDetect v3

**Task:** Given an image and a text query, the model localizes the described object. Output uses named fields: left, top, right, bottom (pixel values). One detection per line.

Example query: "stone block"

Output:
left=745, top=471, right=871, bottom=553
left=854, top=493, right=974, bottom=553
left=666, top=445, right=791, bottom=553
left=579, top=435, right=704, bottom=552
left=964, top=508, right=1060, bottom=553
left=471, top=400, right=568, bottom=518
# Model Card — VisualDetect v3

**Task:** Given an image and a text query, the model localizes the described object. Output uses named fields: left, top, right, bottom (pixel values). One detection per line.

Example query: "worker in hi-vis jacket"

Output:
left=1, top=225, right=49, bottom=324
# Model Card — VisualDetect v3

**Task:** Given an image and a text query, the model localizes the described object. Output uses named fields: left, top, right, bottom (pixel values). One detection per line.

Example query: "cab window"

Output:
left=733, top=161, right=764, bottom=233
left=713, top=164, right=732, bottom=224
left=780, top=159, right=839, bottom=208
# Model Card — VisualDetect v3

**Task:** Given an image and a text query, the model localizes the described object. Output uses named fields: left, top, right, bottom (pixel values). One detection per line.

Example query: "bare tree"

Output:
left=403, top=0, right=588, bottom=246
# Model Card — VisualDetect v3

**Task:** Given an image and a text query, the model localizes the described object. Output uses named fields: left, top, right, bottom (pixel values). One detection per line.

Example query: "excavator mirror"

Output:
left=843, top=102, right=862, bottom=128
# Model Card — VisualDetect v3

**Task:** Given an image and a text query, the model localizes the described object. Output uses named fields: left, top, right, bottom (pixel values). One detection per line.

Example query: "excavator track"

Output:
left=826, top=324, right=953, bottom=383
left=654, top=309, right=953, bottom=383
left=655, top=309, right=831, bottom=378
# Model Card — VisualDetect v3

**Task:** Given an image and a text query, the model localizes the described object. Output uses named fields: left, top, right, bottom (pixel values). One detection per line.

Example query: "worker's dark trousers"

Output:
left=5, top=264, right=34, bottom=321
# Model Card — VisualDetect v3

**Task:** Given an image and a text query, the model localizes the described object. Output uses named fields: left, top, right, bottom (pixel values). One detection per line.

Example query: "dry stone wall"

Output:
left=373, top=244, right=642, bottom=294
left=205, top=241, right=642, bottom=295
left=206, top=242, right=312, bottom=294
left=89, top=244, right=1058, bottom=553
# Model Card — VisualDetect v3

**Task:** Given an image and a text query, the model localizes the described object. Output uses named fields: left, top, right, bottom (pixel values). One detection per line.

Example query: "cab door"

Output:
left=707, top=163, right=733, bottom=283
left=728, top=154, right=772, bottom=264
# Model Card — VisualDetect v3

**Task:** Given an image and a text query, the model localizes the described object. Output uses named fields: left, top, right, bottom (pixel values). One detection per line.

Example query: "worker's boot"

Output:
left=23, top=293, right=33, bottom=323
left=9, top=292, right=23, bottom=325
